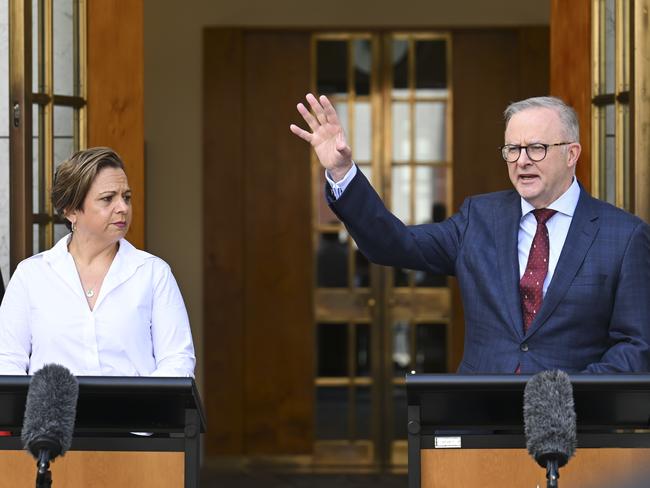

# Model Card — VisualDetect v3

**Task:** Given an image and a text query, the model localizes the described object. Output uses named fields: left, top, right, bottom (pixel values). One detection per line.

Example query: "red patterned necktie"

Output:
left=520, top=208, right=557, bottom=332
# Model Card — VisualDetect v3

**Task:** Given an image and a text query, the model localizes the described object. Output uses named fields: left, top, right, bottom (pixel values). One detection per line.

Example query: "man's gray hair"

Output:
left=504, top=96, right=580, bottom=143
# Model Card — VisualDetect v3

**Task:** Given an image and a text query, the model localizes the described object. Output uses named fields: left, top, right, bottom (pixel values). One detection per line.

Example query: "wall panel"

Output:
left=203, top=28, right=246, bottom=455
left=550, top=0, right=591, bottom=191
left=203, top=29, right=312, bottom=455
left=88, top=0, right=145, bottom=248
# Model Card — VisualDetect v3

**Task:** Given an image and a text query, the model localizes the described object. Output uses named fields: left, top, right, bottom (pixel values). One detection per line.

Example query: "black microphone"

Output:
left=22, top=364, right=79, bottom=487
left=524, top=369, right=577, bottom=488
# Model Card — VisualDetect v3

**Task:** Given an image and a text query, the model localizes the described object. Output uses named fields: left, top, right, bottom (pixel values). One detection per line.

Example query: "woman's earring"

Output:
left=71, top=222, right=76, bottom=232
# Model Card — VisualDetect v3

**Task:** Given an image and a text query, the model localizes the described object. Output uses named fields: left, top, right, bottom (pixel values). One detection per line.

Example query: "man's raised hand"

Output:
left=290, top=93, right=353, bottom=182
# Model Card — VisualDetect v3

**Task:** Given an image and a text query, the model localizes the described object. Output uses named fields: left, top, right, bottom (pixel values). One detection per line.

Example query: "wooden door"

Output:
left=203, top=28, right=313, bottom=456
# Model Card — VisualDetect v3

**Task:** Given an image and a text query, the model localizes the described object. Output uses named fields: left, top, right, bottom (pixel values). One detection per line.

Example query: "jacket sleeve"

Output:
left=583, top=221, right=650, bottom=373
left=328, top=168, right=469, bottom=276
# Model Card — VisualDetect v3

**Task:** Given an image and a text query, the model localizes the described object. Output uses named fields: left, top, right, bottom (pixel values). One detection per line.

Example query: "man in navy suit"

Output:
left=290, top=94, right=650, bottom=373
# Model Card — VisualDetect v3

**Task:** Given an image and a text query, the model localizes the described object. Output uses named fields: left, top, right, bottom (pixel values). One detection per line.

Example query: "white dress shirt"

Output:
left=518, top=177, right=580, bottom=295
left=0, top=235, right=195, bottom=376
left=326, top=164, right=357, bottom=198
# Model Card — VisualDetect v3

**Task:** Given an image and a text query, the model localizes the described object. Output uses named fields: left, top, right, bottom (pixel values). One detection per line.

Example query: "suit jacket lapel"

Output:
left=495, top=191, right=525, bottom=339
left=526, top=188, right=600, bottom=337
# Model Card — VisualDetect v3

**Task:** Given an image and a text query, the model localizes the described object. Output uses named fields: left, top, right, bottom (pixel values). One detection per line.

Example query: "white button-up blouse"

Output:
left=0, top=235, right=195, bottom=377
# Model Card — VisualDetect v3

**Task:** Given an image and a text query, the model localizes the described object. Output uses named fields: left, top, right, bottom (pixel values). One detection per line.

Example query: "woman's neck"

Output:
left=67, top=234, right=119, bottom=268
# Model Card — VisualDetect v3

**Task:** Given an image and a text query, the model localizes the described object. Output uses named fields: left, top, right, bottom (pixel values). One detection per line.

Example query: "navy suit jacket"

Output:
left=329, top=170, right=650, bottom=373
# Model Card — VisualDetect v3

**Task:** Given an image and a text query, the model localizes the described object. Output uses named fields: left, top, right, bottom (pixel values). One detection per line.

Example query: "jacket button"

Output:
left=520, top=343, right=529, bottom=352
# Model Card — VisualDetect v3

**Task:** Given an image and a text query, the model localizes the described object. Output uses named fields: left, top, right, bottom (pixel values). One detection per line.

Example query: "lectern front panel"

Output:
left=0, top=451, right=184, bottom=488
left=421, top=448, right=650, bottom=488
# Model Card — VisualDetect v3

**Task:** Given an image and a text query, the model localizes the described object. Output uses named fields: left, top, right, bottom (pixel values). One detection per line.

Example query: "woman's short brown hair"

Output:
left=51, top=147, right=125, bottom=230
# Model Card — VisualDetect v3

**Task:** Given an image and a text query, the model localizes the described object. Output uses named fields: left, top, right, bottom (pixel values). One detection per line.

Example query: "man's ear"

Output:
left=568, top=142, right=582, bottom=167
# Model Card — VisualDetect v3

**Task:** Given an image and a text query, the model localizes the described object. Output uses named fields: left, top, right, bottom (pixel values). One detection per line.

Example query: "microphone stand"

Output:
left=545, top=458, right=560, bottom=488
left=35, top=449, right=53, bottom=488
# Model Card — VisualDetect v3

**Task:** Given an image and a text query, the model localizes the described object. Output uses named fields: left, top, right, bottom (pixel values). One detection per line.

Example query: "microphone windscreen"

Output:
left=21, top=364, right=79, bottom=459
left=523, top=369, right=577, bottom=467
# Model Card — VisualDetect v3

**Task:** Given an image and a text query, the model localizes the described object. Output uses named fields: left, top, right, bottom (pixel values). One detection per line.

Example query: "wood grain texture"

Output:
left=202, top=29, right=313, bottom=455
left=422, top=447, right=650, bottom=487
left=87, top=0, right=145, bottom=248
left=0, top=450, right=183, bottom=487
left=242, top=31, right=313, bottom=455
left=550, top=0, right=591, bottom=192
left=203, top=28, right=246, bottom=456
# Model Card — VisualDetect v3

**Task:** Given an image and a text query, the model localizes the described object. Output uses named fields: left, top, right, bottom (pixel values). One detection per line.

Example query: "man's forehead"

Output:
left=505, top=107, right=562, bottom=140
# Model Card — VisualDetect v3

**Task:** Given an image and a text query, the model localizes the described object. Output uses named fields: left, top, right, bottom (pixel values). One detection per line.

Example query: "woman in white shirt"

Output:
left=0, top=147, right=195, bottom=376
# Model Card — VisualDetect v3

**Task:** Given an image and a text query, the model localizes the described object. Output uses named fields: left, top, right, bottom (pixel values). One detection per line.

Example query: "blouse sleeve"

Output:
left=149, top=261, right=196, bottom=377
left=0, top=267, right=31, bottom=375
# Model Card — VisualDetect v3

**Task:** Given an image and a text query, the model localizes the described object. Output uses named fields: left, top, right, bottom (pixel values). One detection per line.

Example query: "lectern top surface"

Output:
left=0, top=376, right=206, bottom=433
left=406, top=373, right=650, bottom=430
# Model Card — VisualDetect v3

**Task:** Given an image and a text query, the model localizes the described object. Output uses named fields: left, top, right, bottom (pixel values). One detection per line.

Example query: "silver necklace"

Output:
left=85, top=288, right=95, bottom=298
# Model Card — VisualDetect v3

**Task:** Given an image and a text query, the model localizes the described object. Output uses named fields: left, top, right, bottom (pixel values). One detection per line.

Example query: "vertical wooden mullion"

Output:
left=35, top=0, right=43, bottom=232
left=591, top=0, right=601, bottom=198
left=9, top=0, right=34, bottom=272
left=43, top=0, right=53, bottom=248
left=346, top=40, right=357, bottom=443
left=614, top=0, right=624, bottom=208
left=36, top=0, right=46, bottom=251
left=408, top=38, right=415, bottom=229
left=634, top=0, right=650, bottom=221
left=378, top=32, right=393, bottom=470
left=78, top=0, right=87, bottom=149
left=346, top=37, right=356, bottom=293
left=444, top=33, right=454, bottom=373
left=74, top=0, right=82, bottom=150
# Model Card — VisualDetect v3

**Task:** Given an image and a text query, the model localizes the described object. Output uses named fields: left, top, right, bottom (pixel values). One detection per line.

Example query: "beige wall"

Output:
left=143, top=0, right=550, bottom=390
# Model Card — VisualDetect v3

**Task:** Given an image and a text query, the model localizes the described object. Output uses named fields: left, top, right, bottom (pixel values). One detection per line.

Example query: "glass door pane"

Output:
left=313, top=34, right=378, bottom=467
left=310, top=32, right=452, bottom=469
left=385, top=33, right=452, bottom=468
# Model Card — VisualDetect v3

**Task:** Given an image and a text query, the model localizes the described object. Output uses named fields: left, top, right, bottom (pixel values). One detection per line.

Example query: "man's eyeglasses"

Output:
left=499, top=142, right=574, bottom=163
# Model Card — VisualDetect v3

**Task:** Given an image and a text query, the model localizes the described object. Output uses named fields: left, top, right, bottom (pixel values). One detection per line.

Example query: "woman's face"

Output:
left=68, top=167, right=132, bottom=245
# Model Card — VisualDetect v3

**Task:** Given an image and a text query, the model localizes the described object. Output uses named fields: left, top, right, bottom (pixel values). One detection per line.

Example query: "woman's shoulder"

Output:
left=14, top=250, right=49, bottom=273
left=119, top=239, right=172, bottom=271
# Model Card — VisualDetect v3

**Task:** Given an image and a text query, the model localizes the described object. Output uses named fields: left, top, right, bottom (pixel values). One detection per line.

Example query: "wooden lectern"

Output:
left=407, top=374, right=650, bottom=488
left=0, top=376, right=206, bottom=488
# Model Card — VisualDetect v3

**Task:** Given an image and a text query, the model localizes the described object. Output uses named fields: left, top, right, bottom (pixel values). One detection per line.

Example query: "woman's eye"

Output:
left=102, top=196, right=112, bottom=202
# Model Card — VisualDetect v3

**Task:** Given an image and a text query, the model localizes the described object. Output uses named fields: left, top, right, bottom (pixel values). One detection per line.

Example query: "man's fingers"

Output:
left=306, top=93, right=328, bottom=126
left=289, top=124, right=313, bottom=143
left=320, top=95, right=341, bottom=126
left=297, top=103, right=320, bottom=132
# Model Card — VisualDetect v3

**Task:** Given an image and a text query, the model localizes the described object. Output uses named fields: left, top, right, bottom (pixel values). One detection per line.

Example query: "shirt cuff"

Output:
left=325, top=164, right=357, bottom=199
